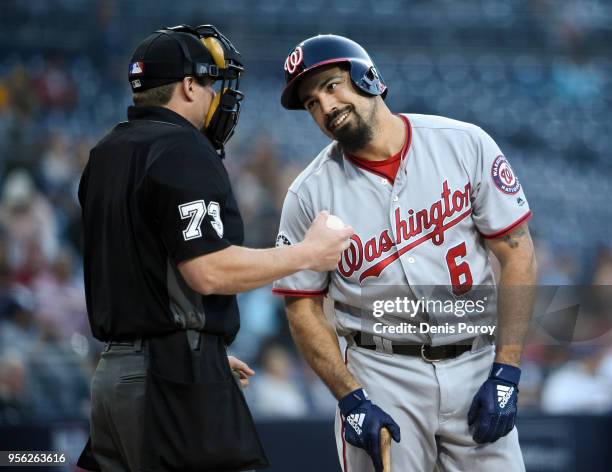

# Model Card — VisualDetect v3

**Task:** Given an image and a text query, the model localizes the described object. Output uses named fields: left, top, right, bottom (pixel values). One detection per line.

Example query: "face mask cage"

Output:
left=164, top=24, right=245, bottom=156
left=207, top=74, right=245, bottom=153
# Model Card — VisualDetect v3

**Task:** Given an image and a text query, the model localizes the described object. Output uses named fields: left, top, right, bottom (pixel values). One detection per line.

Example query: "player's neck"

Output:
left=353, top=112, right=405, bottom=162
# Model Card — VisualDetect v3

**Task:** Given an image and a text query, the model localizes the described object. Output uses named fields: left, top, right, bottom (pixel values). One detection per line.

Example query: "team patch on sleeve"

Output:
left=276, top=231, right=292, bottom=247
left=491, top=155, right=521, bottom=194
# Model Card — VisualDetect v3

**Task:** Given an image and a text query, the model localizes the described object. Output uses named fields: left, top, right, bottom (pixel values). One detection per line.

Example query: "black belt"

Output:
left=104, top=331, right=204, bottom=352
left=354, top=336, right=473, bottom=362
left=103, top=338, right=146, bottom=352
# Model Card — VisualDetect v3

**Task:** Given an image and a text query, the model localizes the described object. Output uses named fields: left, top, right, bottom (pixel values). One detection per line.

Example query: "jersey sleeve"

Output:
left=145, top=136, right=232, bottom=263
left=470, top=128, right=532, bottom=238
left=272, top=190, right=329, bottom=297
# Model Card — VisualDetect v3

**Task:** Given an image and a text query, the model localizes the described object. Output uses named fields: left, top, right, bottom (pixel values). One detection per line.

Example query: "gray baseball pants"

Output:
left=90, top=341, right=147, bottom=472
left=89, top=340, right=256, bottom=472
left=334, top=341, right=525, bottom=471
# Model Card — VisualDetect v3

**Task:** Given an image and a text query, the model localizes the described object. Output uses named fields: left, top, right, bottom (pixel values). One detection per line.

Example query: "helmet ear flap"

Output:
left=362, top=66, right=386, bottom=95
left=348, top=60, right=387, bottom=97
left=366, top=66, right=378, bottom=81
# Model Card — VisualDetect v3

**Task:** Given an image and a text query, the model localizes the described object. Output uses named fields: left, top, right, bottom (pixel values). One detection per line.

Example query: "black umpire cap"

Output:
left=128, top=30, right=218, bottom=92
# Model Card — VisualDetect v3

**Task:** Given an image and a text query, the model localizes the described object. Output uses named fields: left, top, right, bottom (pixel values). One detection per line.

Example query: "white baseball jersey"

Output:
left=273, top=114, right=532, bottom=345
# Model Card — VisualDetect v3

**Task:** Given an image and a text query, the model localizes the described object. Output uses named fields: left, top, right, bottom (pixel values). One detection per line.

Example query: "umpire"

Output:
left=76, top=24, right=352, bottom=472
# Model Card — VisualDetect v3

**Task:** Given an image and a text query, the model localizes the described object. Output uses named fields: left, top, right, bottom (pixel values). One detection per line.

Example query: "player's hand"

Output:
left=339, top=388, right=400, bottom=472
left=227, top=355, right=255, bottom=388
left=468, top=362, right=521, bottom=444
left=303, top=211, right=354, bottom=272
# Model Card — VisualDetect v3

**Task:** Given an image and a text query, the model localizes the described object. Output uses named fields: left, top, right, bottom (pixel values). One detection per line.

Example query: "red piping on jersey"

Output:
left=342, top=345, right=349, bottom=472
left=271, top=288, right=328, bottom=297
left=345, top=114, right=412, bottom=185
left=481, top=210, right=532, bottom=239
left=359, top=207, right=473, bottom=282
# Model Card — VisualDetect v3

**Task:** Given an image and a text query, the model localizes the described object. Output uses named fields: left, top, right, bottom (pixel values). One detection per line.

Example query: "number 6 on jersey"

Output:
left=446, top=242, right=473, bottom=295
left=179, top=200, right=224, bottom=241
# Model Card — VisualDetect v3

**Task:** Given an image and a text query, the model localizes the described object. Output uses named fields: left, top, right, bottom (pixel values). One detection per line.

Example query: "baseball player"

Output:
left=273, top=35, right=537, bottom=471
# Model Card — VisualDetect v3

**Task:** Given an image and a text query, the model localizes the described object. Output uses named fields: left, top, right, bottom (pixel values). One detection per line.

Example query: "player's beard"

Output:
left=328, top=105, right=375, bottom=154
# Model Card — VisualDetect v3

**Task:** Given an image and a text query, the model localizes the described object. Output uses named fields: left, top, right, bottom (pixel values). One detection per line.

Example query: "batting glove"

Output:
left=468, top=362, right=521, bottom=444
left=339, top=388, right=401, bottom=472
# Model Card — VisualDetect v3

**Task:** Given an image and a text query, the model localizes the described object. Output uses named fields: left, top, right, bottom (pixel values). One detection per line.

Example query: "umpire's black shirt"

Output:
left=78, top=106, right=244, bottom=344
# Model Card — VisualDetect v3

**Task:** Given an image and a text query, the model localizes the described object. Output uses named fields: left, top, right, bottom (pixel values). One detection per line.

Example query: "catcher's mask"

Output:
left=129, top=24, right=244, bottom=156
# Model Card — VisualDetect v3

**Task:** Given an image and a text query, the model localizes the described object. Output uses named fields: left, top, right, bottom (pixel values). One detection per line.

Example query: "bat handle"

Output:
left=380, top=427, right=392, bottom=472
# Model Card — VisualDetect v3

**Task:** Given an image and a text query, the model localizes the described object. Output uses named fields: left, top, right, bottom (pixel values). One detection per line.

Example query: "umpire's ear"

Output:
left=182, top=77, right=198, bottom=102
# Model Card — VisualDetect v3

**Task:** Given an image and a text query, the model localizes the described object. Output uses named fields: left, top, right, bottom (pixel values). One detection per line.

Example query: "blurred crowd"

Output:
left=1, top=0, right=612, bottom=425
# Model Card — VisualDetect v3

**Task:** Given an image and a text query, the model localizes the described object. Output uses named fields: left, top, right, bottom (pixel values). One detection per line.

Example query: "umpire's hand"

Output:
left=228, top=356, right=255, bottom=388
left=339, top=388, right=400, bottom=472
left=302, top=211, right=354, bottom=272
